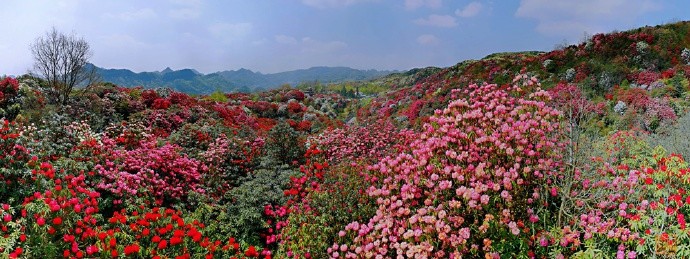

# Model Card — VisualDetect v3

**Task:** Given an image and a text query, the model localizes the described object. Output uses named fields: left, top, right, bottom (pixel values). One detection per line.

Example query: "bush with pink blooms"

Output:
left=331, top=76, right=563, bottom=258
left=94, top=139, right=207, bottom=207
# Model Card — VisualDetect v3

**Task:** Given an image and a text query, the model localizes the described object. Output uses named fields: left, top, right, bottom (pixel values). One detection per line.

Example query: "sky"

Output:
left=2, top=0, right=689, bottom=76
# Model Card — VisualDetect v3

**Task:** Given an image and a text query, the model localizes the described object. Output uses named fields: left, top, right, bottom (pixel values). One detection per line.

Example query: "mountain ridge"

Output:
left=93, top=64, right=397, bottom=94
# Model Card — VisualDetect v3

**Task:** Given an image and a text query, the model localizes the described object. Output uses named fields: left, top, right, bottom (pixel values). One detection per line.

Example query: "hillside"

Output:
left=94, top=64, right=395, bottom=94
left=355, top=22, right=690, bottom=133
left=2, top=21, right=690, bottom=258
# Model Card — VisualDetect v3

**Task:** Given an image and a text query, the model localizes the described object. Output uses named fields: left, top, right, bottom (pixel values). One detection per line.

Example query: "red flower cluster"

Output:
left=0, top=77, right=19, bottom=103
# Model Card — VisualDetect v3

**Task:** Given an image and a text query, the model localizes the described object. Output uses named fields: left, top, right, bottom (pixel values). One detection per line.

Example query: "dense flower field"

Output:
left=3, top=21, right=690, bottom=258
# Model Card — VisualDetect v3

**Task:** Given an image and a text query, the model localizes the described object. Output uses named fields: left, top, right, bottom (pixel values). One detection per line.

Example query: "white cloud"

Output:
left=273, top=35, right=347, bottom=53
left=100, top=34, right=148, bottom=47
left=169, top=0, right=202, bottom=5
left=455, top=2, right=482, bottom=18
left=275, top=35, right=298, bottom=44
left=208, top=22, right=252, bottom=42
left=168, top=0, right=203, bottom=19
left=417, top=34, right=439, bottom=45
left=515, top=0, right=660, bottom=37
left=301, top=0, right=374, bottom=8
left=301, top=37, right=347, bottom=53
left=414, top=14, right=457, bottom=27
left=404, top=0, right=442, bottom=10
left=252, top=38, right=267, bottom=45
left=103, top=8, right=157, bottom=21
left=168, top=8, right=200, bottom=20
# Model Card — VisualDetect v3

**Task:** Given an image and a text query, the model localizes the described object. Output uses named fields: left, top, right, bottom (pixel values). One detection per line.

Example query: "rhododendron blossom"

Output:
left=95, top=139, right=207, bottom=203
left=333, top=77, right=563, bottom=258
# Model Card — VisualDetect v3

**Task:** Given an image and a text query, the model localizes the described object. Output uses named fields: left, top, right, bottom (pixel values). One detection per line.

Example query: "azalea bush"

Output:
left=94, top=138, right=207, bottom=208
left=309, top=119, right=414, bottom=165
left=0, top=119, right=33, bottom=203
left=274, top=152, right=379, bottom=259
left=0, top=77, right=20, bottom=120
left=332, top=76, right=563, bottom=258
left=545, top=130, right=690, bottom=258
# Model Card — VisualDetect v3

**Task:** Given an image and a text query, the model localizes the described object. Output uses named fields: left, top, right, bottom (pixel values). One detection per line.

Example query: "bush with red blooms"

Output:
left=243, top=100, right=278, bottom=118
left=286, top=101, right=304, bottom=114
left=0, top=77, right=19, bottom=104
left=0, top=160, right=267, bottom=258
left=141, top=89, right=160, bottom=107
left=286, top=119, right=311, bottom=132
left=152, top=98, right=172, bottom=110
left=98, top=206, right=266, bottom=258
left=284, top=90, right=306, bottom=102
left=1, top=162, right=103, bottom=258
left=0, top=119, right=31, bottom=202
left=0, top=77, right=21, bottom=119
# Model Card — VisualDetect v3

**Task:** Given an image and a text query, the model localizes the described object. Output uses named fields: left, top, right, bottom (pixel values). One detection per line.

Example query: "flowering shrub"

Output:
left=286, top=119, right=311, bottom=132
left=545, top=131, right=690, bottom=258
left=243, top=100, right=278, bottom=118
left=643, top=97, right=677, bottom=131
left=152, top=98, right=171, bottom=110
left=262, top=121, right=306, bottom=167
left=681, top=48, right=690, bottom=65
left=95, top=139, right=207, bottom=206
left=141, top=89, right=160, bottom=107
left=1, top=163, right=103, bottom=258
left=0, top=77, right=19, bottom=105
left=309, top=120, right=414, bottom=165
left=285, top=89, right=306, bottom=102
left=99, top=206, right=264, bottom=258
left=635, top=71, right=661, bottom=86
left=274, top=148, right=379, bottom=258
left=333, top=77, right=563, bottom=258
left=548, top=82, right=598, bottom=122
left=200, top=134, right=264, bottom=197
left=0, top=77, right=21, bottom=120
left=286, top=101, right=304, bottom=115
left=0, top=161, right=263, bottom=258
left=212, top=104, right=258, bottom=129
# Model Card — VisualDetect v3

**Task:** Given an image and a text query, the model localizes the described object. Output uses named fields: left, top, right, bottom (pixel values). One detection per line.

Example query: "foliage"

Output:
left=222, top=166, right=297, bottom=245
left=649, top=111, right=690, bottom=159
left=262, top=121, right=306, bottom=167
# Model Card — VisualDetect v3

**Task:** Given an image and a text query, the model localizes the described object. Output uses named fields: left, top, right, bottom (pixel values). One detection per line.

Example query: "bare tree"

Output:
left=31, top=27, right=96, bottom=105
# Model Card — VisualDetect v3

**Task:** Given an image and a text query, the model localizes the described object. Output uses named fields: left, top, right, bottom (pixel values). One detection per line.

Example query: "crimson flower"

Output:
left=244, top=246, right=259, bottom=257
left=124, top=243, right=140, bottom=255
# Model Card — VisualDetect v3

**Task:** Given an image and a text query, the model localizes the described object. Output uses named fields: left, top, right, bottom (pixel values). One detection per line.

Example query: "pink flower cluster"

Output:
left=310, top=120, right=414, bottom=166
left=333, top=77, right=562, bottom=258
left=95, top=139, right=207, bottom=203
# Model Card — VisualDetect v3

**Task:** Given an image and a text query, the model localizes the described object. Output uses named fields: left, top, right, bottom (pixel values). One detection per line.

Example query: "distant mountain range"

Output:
left=91, top=64, right=396, bottom=94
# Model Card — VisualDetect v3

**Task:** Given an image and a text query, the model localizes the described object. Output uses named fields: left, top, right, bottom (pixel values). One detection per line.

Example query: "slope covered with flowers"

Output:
left=2, top=21, right=690, bottom=258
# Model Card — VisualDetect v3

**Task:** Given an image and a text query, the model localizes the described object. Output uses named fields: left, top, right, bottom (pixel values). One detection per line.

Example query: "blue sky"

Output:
left=2, top=0, right=689, bottom=75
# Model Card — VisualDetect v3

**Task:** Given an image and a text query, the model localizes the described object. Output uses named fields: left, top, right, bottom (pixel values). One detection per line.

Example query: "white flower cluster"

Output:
left=681, top=48, right=690, bottom=65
